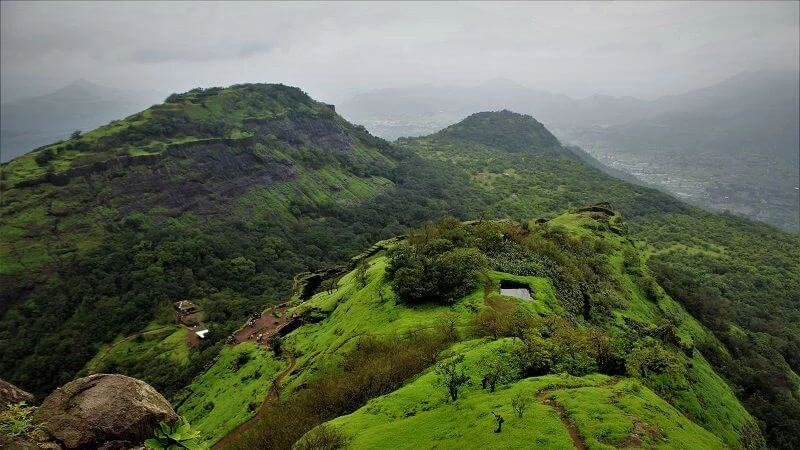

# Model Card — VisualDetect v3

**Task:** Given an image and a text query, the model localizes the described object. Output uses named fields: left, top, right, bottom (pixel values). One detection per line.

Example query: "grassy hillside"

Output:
left=326, top=348, right=724, bottom=450
left=399, top=112, right=800, bottom=448
left=175, top=343, right=285, bottom=445
left=0, top=88, right=796, bottom=447
left=215, top=214, right=758, bottom=449
left=0, top=84, right=480, bottom=398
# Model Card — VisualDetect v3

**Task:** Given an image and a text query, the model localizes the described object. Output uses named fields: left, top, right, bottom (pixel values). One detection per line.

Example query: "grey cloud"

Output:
left=123, top=41, right=275, bottom=64
left=1, top=1, right=797, bottom=103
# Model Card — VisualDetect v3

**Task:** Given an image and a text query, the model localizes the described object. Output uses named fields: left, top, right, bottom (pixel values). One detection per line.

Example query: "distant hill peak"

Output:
left=432, top=110, right=567, bottom=156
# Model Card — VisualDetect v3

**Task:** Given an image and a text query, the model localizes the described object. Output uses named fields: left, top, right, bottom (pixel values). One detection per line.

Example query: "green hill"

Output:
left=1, top=87, right=797, bottom=448
left=399, top=111, right=800, bottom=448
left=432, top=110, right=566, bottom=156
left=204, top=214, right=757, bottom=449
left=0, top=84, right=479, bottom=398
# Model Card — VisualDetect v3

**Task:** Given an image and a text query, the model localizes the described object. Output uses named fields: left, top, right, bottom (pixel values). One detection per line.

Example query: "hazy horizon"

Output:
left=2, top=1, right=798, bottom=104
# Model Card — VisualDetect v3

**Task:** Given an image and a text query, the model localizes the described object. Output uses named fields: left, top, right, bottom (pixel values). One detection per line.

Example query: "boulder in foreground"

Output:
left=34, top=374, right=177, bottom=449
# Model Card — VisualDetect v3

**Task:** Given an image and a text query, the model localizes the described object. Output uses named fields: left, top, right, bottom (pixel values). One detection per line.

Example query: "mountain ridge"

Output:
left=339, top=70, right=800, bottom=230
left=1, top=83, right=798, bottom=448
left=204, top=212, right=757, bottom=449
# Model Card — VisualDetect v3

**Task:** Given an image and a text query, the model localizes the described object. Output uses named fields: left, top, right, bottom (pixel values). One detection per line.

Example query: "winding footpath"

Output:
left=535, top=378, right=620, bottom=450
left=210, top=353, right=297, bottom=450
left=209, top=302, right=298, bottom=449
left=537, top=389, right=587, bottom=450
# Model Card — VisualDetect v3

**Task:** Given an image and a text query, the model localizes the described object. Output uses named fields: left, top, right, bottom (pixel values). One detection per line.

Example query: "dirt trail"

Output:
left=534, top=378, right=620, bottom=449
left=232, top=303, right=292, bottom=345
left=537, top=391, right=586, bottom=450
left=210, top=303, right=299, bottom=449
left=210, top=353, right=297, bottom=450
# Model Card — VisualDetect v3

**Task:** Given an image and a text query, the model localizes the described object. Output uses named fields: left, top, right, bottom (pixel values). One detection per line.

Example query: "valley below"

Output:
left=556, top=126, right=800, bottom=232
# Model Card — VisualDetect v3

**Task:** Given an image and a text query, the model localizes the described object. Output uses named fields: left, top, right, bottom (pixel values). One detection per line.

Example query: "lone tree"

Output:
left=479, top=353, right=515, bottom=392
left=323, top=276, right=340, bottom=295
left=435, top=354, right=470, bottom=401
left=511, top=392, right=529, bottom=418
left=492, top=412, right=505, bottom=433
left=34, top=148, right=56, bottom=166
left=355, top=259, right=369, bottom=288
left=70, top=130, right=82, bottom=139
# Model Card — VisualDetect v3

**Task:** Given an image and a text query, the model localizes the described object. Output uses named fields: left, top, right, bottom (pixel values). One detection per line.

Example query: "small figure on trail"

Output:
left=492, top=412, right=504, bottom=433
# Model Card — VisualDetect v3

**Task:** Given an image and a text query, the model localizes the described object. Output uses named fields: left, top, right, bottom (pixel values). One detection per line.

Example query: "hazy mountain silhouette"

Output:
left=1, top=79, right=162, bottom=161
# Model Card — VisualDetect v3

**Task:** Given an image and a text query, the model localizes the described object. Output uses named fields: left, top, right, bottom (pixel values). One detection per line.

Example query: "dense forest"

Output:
left=0, top=86, right=797, bottom=448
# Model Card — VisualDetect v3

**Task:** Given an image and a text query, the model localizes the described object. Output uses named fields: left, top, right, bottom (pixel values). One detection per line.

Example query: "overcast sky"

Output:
left=2, top=1, right=798, bottom=103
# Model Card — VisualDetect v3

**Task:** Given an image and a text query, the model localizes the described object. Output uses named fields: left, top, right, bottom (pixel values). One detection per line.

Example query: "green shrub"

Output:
left=144, top=416, right=201, bottom=450
left=626, top=339, right=685, bottom=382
left=435, top=354, right=471, bottom=401
left=34, top=148, right=56, bottom=166
left=511, top=392, right=530, bottom=418
left=295, top=424, right=348, bottom=450
left=478, top=349, right=519, bottom=392
left=0, top=402, right=41, bottom=438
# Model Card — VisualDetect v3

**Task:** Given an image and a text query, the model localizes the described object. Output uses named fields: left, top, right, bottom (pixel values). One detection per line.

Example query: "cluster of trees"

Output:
left=468, top=308, right=683, bottom=389
left=387, top=217, right=618, bottom=320
left=386, top=237, right=487, bottom=305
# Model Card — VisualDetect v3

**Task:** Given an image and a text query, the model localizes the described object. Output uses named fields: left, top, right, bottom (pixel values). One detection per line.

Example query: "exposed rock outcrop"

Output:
left=33, top=374, right=176, bottom=449
left=0, top=378, right=34, bottom=406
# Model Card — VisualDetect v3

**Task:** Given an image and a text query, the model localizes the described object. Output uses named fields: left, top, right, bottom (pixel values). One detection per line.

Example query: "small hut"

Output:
left=174, top=300, right=199, bottom=315
left=499, top=280, right=534, bottom=301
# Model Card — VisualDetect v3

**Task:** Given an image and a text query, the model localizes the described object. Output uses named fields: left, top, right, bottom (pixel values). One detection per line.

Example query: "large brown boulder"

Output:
left=34, top=374, right=177, bottom=449
left=0, top=378, right=35, bottom=406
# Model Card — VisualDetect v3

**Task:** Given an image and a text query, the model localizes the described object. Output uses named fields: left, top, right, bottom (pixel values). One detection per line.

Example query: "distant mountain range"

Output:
left=338, top=71, right=800, bottom=231
left=1, top=79, right=163, bottom=162
left=2, top=73, right=797, bottom=230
